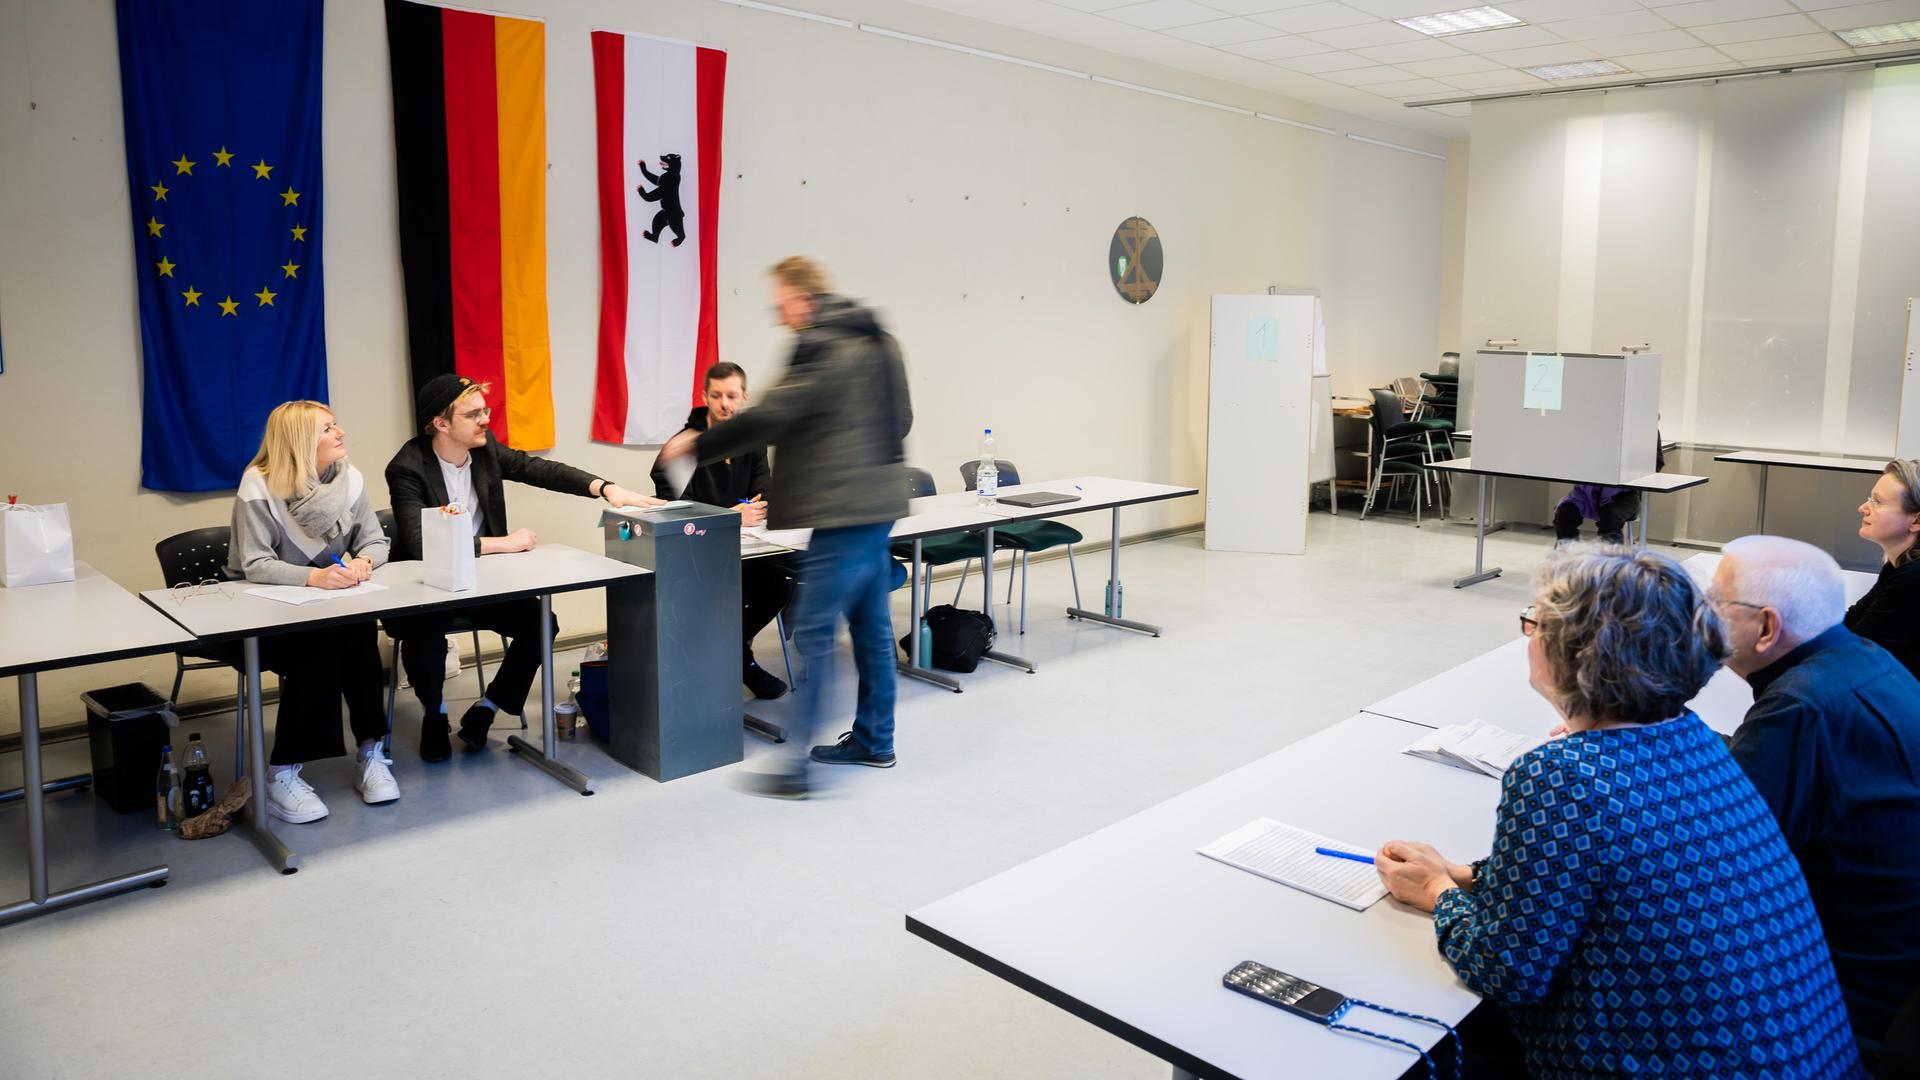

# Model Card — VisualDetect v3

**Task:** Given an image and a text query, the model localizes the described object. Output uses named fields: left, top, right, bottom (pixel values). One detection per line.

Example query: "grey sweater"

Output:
left=227, top=463, right=391, bottom=585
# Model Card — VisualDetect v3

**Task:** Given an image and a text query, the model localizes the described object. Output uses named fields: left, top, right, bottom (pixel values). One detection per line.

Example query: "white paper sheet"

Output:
left=1198, top=818, right=1386, bottom=911
left=244, top=581, right=390, bottom=606
left=1402, top=719, right=1544, bottom=779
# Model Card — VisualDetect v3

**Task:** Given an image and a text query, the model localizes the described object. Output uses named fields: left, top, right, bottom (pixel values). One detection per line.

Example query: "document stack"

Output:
left=1402, top=719, right=1544, bottom=779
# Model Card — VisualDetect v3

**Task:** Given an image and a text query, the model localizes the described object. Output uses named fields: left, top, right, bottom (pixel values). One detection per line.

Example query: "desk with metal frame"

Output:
left=1713, top=449, right=1884, bottom=535
left=141, top=545, right=647, bottom=874
left=1, top=562, right=194, bottom=926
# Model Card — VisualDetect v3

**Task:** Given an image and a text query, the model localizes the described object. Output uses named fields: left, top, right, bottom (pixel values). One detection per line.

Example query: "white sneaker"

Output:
left=444, top=635, right=463, bottom=681
left=266, top=765, right=329, bottom=823
left=355, top=749, right=401, bottom=805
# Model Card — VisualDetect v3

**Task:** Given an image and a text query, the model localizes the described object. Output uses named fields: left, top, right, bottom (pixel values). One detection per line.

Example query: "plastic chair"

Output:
left=154, top=527, right=249, bottom=778
left=376, top=508, right=500, bottom=747
left=958, top=460, right=1083, bottom=635
left=1361, top=388, right=1437, bottom=524
left=889, top=469, right=988, bottom=618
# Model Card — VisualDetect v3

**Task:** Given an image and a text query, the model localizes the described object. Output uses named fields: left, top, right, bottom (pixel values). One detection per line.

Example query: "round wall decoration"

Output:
left=1108, top=216, right=1163, bottom=305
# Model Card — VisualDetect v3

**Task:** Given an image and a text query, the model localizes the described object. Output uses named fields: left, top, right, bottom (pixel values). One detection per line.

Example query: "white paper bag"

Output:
left=421, top=507, right=475, bottom=592
left=1, top=502, right=76, bottom=588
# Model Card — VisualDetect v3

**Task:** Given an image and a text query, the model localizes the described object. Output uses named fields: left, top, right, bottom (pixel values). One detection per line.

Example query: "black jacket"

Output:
left=649, top=406, right=770, bottom=507
left=384, top=432, right=599, bottom=560
left=1844, top=558, right=1920, bottom=681
left=693, top=295, right=912, bottom=530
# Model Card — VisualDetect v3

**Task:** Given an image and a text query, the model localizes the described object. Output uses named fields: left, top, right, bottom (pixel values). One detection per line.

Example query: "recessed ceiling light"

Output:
left=1396, top=6, right=1523, bottom=37
left=1836, top=21, right=1920, bottom=47
left=1523, top=60, right=1628, bottom=80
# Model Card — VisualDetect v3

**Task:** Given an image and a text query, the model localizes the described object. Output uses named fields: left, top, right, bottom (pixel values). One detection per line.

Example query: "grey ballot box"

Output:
left=601, top=504, right=742, bottom=782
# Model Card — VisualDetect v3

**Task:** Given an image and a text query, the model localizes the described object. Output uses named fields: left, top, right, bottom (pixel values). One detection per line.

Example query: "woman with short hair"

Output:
left=1846, top=458, right=1920, bottom=679
left=229, top=400, right=395, bottom=822
left=1376, top=545, right=1863, bottom=1077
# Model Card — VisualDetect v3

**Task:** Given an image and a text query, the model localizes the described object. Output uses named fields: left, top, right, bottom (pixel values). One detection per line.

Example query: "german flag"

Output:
left=385, top=0, right=552, bottom=450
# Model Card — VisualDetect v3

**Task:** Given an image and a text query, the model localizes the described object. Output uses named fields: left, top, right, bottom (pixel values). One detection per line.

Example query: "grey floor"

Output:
left=0, top=507, right=1618, bottom=1079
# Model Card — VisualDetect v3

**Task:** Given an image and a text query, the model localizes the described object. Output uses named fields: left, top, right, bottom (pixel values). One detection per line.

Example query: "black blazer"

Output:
left=385, top=432, right=599, bottom=560
left=649, top=406, right=771, bottom=506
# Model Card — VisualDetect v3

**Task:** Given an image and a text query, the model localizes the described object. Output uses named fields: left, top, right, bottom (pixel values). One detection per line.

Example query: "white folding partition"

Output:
left=1205, top=294, right=1315, bottom=554
left=1898, top=300, right=1920, bottom=459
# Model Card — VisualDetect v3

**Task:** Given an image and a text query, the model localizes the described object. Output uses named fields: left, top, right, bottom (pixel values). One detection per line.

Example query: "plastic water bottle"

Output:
left=567, top=669, right=583, bottom=703
left=154, top=745, right=181, bottom=831
left=181, top=733, right=217, bottom=818
left=976, top=429, right=998, bottom=506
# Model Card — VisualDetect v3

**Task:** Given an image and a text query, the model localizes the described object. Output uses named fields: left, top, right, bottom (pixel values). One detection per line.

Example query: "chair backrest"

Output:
left=155, top=526, right=232, bottom=587
left=376, top=508, right=395, bottom=537
left=1368, top=388, right=1404, bottom=440
left=1388, top=376, right=1424, bottom=405
left=959, top=459, right=1022, bottom=489
left=906, top=467, right=937, bottom=499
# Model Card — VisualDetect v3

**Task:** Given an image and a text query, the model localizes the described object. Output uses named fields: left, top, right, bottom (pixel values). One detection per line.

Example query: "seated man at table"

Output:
left=386, top=374, right=660, bottom=762
left=1713, top=534, right=1920, bottom=1053
left=649, top=361, right=794, bottom=700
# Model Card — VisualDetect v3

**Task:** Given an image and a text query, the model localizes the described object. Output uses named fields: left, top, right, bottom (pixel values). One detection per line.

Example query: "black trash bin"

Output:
left=82, top=683, right=177, bottom=814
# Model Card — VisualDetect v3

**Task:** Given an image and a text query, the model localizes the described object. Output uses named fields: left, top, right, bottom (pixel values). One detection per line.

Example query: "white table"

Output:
left=908, top=713, right=1494, bottom=1080
left=0, top=562, right=195, bottom=925
left=1713, top=449, right=1885, bottom=534
left=141, top=545, right=647, bottom=873
left=1426, top=457, right=1710, bottom=588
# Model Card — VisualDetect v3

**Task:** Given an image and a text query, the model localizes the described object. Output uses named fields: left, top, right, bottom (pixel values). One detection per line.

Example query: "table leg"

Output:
left=1, top=673, right=172, bottom=926
left=1066, top=506, right=1162, bottom=636
left=238, top=637, right=299, bottom=874
left=505, top=592, right=596, bottom=795
left=1756, top=464, right=1769, bottom=535
left=979, top=525, right=1035, bottom=673
left=1452, top=475, right=1504, bottom=589
left=897, top=537, right=963, bottom=693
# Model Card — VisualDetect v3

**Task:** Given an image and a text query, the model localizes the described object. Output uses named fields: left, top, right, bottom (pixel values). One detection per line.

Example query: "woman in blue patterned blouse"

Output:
left=1376, top=545, right=1864, bottom=1078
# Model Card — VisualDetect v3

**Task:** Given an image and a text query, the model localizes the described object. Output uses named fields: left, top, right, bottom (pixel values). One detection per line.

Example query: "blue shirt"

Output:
left=1433, top=714, right=1863, bottom=1077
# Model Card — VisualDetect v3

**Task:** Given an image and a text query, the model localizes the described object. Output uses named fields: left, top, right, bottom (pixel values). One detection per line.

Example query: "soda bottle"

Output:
left=181, top=733, right=217, bottom=818
left=154, top=745, right=181, bottom=831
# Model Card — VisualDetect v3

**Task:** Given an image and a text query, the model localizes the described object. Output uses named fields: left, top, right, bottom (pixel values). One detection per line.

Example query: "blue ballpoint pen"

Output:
left=1314, top=847, right=1375, bottom=865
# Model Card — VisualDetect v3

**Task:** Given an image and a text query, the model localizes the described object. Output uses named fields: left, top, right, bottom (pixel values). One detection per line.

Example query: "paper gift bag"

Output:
left=1, top=501, right=77, bottom=588
left=421, top=507, right=476, bottom=592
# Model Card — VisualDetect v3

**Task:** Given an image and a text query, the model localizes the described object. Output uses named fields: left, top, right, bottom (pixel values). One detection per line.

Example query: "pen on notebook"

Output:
left=1314, top=847, right=1375, bottom=865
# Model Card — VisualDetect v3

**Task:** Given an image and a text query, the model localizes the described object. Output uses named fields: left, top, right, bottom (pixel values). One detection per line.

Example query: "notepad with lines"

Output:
left=1199, top=818, right=1388, bottom=911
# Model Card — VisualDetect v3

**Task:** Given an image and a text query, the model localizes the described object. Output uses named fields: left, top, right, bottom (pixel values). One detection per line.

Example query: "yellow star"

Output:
left=212, top=146, right=234, bottom=167
left=254, top=285, right=277, bottom=307
left=146, top=216, right=165, bottom=237
left=289, top=224, right=308, bottom=242
left=155, top=256, right=176, bottom=278
left=281, top=260, right=300, bottom=279
left=171, top=154, right=196, bottom=175
left=252, top=159, right=273, bottom=180
left=218, top=295, right=239, bottom=316
left=150, top=181, right=169, bottom=202
left=280, top=187, right=300, bottom=207
left=181, top=285, right=202, bottom=306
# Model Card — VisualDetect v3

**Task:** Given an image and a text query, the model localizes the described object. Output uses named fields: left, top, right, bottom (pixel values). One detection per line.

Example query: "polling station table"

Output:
left=141, top=545, right=646, bottom=873
left=908, top=712, right=1494, bottom=1080
left=1713, top=449, right=1885, bottom=534
left=1, top=562, right=194, bottom=925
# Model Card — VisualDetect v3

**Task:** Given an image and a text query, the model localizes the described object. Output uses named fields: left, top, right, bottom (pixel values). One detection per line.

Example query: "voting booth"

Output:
left=1205, top=293, right=1318, bottom=554
left=1471, top=350, right=1661, bottom=484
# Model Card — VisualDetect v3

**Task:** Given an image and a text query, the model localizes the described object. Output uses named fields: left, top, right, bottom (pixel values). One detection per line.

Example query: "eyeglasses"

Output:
left=170, top=578, right=231, bottom=603
left=457, top=407, right=492, bottom=422
left=1518, top=605, right=1539, bottom=636
left=1706, top=591, right=1766, bottom=616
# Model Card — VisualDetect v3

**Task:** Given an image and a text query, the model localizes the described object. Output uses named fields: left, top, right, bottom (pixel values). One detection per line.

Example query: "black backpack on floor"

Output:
left=901, top=605, right=995, bottom=673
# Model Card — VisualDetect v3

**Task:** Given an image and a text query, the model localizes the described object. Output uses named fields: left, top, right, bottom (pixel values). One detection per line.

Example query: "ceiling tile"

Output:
left=1541, top=10, right=1673, bottom=38
left=1047, top=0, right=1139, bottom=12
left=1613, top=44, right=1734, bottom=67
left=1353, top=38, right=1471, bottom=62
left=1320, top=64, right=1419, bottom=84
left=1221, top=34, right=1340, bottom=57
left=1451, top=25, right=1568, bottom=51
left=1482, top=41, right=1601, bottom=64
left=1273, top=49, right=1384, bottom=71
left=1686, top=14, right=1822, bottom=43
left=1304, top=21, right=1429, bottom=46
left=1658, top=0, right=1797, bottom=29
left=1810, top=1, right=1920, bottom=31
left=1582, top=29, right=1706, bottom=54
left=1399, top=53, right=1507, bottom=74
left=1496, top=0, right=1642, bottom=20
left=1103, top=0, right=1239, bottom=31
left=1440, top=69, right=1548, bottom=88
left=1368, top=76, right=1456, bottom=95
left=1341, top=0, right=1477, bottom=15
left=1248, top=2, right=1378, bottom=32
left=1202, top=0, right=1331, bottom=11
left=1429, top=102, right=1474, bottom=116
left=1720, top=31, right=1854, bottom=57
left=1786, top=0, right=1874, bottom=9
left=1164, top=18, right=1298, bottom=45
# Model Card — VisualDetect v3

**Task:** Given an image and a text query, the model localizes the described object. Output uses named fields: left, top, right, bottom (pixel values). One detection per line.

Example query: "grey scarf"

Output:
left=287, top=462, right=353, bottom=543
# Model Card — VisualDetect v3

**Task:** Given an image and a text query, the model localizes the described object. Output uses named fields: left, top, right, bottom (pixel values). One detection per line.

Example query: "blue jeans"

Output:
left=783, top=522, right=897, bottom=772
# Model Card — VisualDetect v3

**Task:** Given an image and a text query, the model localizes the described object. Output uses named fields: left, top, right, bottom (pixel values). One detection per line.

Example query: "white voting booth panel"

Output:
left=1898, top=299, right=1920, bottom=459
left=1472, top=351, right=1660, bottom=484
left=1206, top=294, right=1314, bottom=554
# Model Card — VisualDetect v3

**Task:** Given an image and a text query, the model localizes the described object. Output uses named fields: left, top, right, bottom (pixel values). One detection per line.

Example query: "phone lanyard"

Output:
left=1326, top=998, right=1462, bottom=1080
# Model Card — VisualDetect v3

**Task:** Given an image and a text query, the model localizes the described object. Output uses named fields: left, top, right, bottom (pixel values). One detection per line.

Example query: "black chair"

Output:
left=958, top=460, right=1083, bottom=635
left=154, top=526, right=248, bottom=778
left=1362, top=388, right=1438, bottom=524
left=375, top=508, right=500, bottom=747
left=891, top=468, right=986, bottom=618
left=1879, top=984, right=1920, bottom=1078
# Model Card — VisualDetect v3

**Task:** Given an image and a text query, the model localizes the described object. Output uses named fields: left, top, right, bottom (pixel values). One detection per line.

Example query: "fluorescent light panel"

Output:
left=1524, top=59, right=1627, bottom=80
left=1396, top=6, right=1522, bottom=37
left=1836, top=21, right=1920, bottom=47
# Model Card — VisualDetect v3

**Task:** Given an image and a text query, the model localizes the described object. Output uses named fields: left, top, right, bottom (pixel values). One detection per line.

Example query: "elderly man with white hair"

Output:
left=1713, top=535, right=1920, bottom=1054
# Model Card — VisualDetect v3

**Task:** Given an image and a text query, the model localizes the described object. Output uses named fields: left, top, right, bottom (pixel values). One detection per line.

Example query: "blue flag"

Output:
left=117, top=0, right=326, bottom=492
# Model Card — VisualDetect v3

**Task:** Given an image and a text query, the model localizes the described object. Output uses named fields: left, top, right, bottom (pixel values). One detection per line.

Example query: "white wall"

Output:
left=0, top=0, right=1449, bottom=732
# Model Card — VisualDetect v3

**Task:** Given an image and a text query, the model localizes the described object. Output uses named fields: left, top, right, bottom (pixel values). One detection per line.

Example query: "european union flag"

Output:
left=117, top=0, right=326, bottom=492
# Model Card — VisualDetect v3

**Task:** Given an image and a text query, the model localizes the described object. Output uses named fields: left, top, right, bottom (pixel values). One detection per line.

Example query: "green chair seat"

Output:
left=891, top=531, right=980, bottom=566
left=994, top=519, right=1083, bottom=553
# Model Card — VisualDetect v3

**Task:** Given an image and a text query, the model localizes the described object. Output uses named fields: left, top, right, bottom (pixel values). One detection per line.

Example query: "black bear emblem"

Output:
left=637, top=154, right=686, bottom=247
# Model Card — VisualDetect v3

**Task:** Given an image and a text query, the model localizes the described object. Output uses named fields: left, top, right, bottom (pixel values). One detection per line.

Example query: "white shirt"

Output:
left=437, top=453, right=485, bottom=535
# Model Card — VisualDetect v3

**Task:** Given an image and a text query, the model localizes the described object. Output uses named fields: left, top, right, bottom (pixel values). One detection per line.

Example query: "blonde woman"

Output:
left=228, top=400, right=396, bottom=822
left=1847, top=459, right=1920, bottom=679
